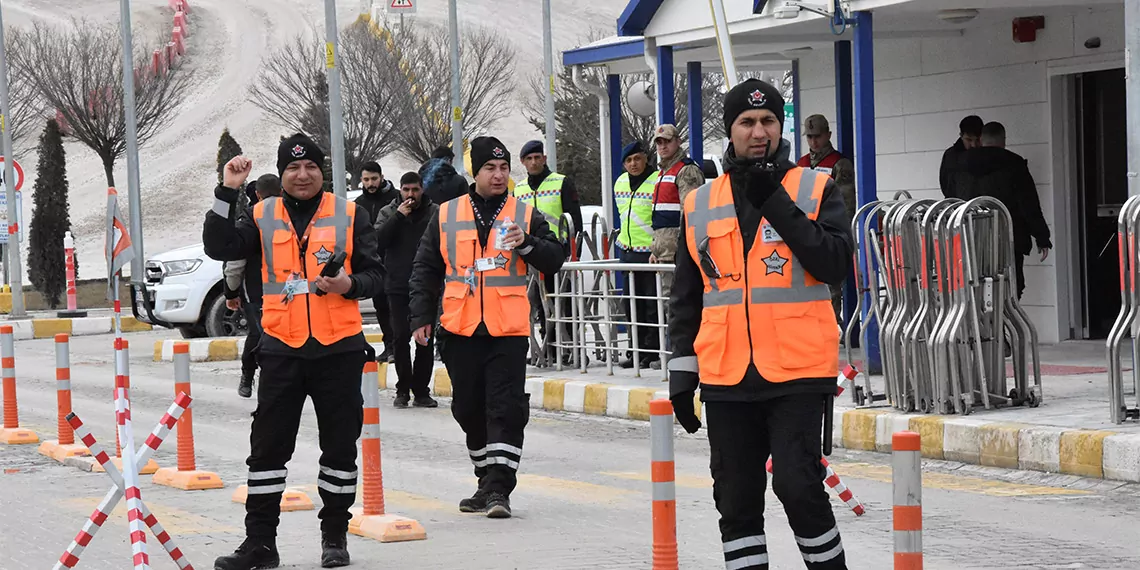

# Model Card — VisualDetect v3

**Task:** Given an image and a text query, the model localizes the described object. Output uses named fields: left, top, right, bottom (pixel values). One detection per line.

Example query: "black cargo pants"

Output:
left=705, top=395, right=847, bottom=570
left=244, top=349, right=368, bottom=539
left=440, top=334, right=530, bottom=496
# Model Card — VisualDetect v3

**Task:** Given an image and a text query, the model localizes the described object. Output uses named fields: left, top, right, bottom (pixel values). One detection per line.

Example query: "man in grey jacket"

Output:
left=223, top=174, right=281, bottom=397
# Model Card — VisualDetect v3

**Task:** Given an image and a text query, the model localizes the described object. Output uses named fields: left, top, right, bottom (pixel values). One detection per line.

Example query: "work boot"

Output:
left=412, top=395, right=438, bottom=408
left=393, top=393, right=410, bottom=408
left=320, top=532, right=350, bottom=568
left=459, top=488, right=490, bottom=513
left=213, top=538, right=279, bottom=570
left=484, top=492, right=512, bottom=519
left=238, top=374, right=254, bottom=399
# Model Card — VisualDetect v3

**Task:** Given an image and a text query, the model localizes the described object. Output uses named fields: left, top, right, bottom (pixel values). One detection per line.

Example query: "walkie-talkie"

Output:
left=314, top=251, right=347, bottom=297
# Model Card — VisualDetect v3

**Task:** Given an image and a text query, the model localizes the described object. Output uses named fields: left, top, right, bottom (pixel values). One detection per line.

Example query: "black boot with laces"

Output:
left=213, top=537, right=279, bottom=570
left=320, top=532, right=351, bottom=568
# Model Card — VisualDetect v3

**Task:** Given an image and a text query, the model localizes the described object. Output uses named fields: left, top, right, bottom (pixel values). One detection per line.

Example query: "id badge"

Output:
left=285, top=274, right=310, bottom=295
left=475, top=257, right=497, bottom=272
left=761, top=223, right=783, bottom=244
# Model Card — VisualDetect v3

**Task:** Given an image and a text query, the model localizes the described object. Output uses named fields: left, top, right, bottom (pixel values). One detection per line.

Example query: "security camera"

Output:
left=778, top=1, right=832, bottom=18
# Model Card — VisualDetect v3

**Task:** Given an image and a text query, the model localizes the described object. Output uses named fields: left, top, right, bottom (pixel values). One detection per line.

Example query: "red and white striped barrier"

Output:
left=98, top=340, right=158, bottom=475
left=55, top=394, right=194, bottom=570
left=64, top=231, right=79, bottom=313
left=765, top=455, right=864, bottom=517
left=113, top=364, right=151, bottom=568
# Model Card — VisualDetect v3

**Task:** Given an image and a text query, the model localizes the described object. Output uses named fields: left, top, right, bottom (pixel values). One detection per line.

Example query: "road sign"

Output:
left=0, top=157, right=24, bottom=192
left=0, top=183, right=20, bottom=245
left=389, top=0, right=416, bottom=12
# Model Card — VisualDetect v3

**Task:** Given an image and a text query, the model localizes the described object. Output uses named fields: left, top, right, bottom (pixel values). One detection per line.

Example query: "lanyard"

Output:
left=468, top=195, right=506, bottom=230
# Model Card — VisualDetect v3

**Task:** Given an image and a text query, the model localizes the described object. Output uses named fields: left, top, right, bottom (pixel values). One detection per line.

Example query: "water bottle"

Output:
left=496, top=216, right=513, bottom=250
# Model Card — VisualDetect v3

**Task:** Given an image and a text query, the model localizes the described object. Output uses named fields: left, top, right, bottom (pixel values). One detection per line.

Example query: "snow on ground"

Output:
left=3, top=0, right=624, bottom=281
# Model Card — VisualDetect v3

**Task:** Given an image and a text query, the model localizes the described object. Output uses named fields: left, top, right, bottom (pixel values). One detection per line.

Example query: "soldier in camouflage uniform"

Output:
left=798, top=114, right=857, bottom=324
left=648, top=124, right=707, bottom=299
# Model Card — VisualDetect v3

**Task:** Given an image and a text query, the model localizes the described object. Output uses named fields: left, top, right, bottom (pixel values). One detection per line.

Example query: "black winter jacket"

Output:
left=419, top=159, right=469, bottom=205
left=955, top=147, right=1052, bottom=255
left=374, top=196, right=437, bottom=297
left=668, top=141, right=855, bottom=402
left=408, top=185, right=565, bottom=338
left=939, top=138, right=967, bottom=198
left=204, top=185, right=385, bottom=359
left=354, top=180, right=398, bottom=225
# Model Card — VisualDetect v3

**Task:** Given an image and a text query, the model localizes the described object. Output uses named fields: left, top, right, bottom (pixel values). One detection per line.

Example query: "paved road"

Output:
left=2, top=331, right=1140, bottom=569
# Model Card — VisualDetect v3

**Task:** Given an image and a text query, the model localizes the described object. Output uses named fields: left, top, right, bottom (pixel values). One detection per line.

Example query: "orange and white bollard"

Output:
left=893, top=431, right=923, bottom=570
left=56, top=231, right=86, bottom=318
left=174, top=11, right=189, bottom=36
left=172, top=27, right=185, bottom=55
left=649, top=398, right=678, bottom=570
left=153, top=342, right=223, bottom=490
left=96, top=340, right=158, bottom=475
left=0, top=325, right=37, bottom=444
left=349, top=361, right=426, bottom=542
left=38, top=334, right=89, bottom=461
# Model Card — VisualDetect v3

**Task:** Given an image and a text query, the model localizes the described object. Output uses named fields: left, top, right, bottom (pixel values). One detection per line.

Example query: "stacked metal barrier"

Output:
left=845, top=195, right=1042, bottom=415
left=1106, top=195, right=1140, bottom=424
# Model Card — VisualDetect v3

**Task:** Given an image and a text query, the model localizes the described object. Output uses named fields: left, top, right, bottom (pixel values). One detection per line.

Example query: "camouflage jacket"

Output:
left=650, top=153, right=705, bottom=262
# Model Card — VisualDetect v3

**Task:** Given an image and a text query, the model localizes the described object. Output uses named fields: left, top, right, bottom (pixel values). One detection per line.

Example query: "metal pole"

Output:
left=118, top=0, right=145, bottom=290
left=707, top=0, right=739, bottom=88
left=0, top=6, right=26, bottom=317
left=543, top=0, right=557, bottom=171
left=1127, top=0, right=1139, bottom=198
left=324, top=0, right=347, bottom=199
left=449, top=0, right=465, bottom=177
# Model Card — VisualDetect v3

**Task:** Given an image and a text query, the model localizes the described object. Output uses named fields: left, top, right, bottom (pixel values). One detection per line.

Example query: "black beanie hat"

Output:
left=277, top=133, right=326, bottom=176
left=722, top=78, right=786, bottom=137
left=470, top=136, right=510, bottom=174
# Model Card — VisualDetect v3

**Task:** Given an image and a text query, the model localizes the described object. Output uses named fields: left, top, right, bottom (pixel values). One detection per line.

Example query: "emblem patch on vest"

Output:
left=762, top=250, right=788, bottom=275
left=313, top=245, right=334, bottom=265
left=494, top=253, right=509, bottom=269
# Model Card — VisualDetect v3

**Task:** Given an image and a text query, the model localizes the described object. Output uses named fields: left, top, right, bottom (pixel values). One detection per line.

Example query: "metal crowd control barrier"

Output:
left=845, top=196, right=1041, bottom=415
left=1106, top=195, right=1140, bottom=423
left=525, top=210, right=673, bottom=380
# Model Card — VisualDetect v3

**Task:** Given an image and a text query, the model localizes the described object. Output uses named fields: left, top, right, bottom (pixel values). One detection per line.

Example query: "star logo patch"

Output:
left=291, top=144, right=306, bottom=158
left=494, top=253, right=509, bottom=269
left=762, top=250, right=788, bottom=275
left=748, top=89, right=767, bottom=107
left=492, top=147, right=505, bottom=158
left=313, top=246, right=334, bottom=265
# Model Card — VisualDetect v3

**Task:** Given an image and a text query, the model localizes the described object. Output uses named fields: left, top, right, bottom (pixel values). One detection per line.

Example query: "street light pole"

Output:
left=449, top=0, right=465, bottom=176
left=0, top=5, right=25, bottom=317
left=1126, top=0, right=1139, bottom=198
left=118, top=0, right=147, bottom=290
left=543, top=0, right=557, bottom=171
left=325, top=0, right=348, bottom=199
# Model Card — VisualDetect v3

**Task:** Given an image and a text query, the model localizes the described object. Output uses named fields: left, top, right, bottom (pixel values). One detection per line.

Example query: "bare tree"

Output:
left=250, top=21, right=409, bottom=182
left=3, top=31, right=47, bottom=157
left=394, top=23, right=517, bottom=163
left=15, top=20, right=193, bottom=187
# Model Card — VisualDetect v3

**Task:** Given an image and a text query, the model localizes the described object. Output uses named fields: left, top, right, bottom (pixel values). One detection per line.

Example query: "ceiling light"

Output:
left=938, top=9, right=979, bottom=24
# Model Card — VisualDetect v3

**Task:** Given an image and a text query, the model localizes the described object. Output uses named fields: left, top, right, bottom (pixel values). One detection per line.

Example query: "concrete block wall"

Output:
left=795, top=4, right=1125, bottom=344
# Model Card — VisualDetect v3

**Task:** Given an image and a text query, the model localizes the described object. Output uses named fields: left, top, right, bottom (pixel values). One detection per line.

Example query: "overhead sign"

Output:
left=0, top=157, right=25, bottom=192
left=389, top=0, right=416, bottom=12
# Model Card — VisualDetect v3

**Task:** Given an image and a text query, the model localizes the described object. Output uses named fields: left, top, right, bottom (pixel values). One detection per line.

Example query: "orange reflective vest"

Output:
left=438, top=195, right=533, bottom=337
left=254, top=192, right=363, bottom=349
left=682, top=168, right=839, bottom=385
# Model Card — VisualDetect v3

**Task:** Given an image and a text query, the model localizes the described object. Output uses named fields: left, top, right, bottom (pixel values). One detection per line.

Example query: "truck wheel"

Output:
left=204, top=294, right=248, bottom=338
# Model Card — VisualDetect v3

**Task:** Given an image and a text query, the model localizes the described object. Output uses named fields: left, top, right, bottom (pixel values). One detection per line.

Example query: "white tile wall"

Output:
left=789, top=11, right=1129, bottom=345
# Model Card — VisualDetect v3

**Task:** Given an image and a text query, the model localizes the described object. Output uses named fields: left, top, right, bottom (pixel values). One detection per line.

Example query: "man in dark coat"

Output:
left=419, top=145, right=469, bottom=205
left=355, top=162, right=398, bottom=361
left=940, top=115, right=984, bottom=198
left=955, top=121, right=1052, bottom=299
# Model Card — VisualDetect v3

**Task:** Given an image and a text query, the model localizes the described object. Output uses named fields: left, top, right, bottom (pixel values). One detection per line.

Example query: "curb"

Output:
left=418, top=370, right=1140, bottom=484
left=153, top=333, right=384, bottom=362
left=0, top=316, right=151, bottom=340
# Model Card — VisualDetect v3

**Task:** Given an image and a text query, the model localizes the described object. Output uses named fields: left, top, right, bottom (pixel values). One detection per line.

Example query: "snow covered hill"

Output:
left=3, top=0, right=625, bottom=281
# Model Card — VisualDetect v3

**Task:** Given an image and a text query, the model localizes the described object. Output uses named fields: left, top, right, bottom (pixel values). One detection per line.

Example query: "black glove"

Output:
left=671, top=390, right=702, bottom=434
left=743, top=160, right=782, bottom=209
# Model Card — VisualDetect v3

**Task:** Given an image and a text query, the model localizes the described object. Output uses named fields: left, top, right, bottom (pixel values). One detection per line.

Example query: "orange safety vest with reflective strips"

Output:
left=253, top=192, right=363, bottom=349
left=438, top=195, right=534, bottom=337
left=682, top=167, right=839, bottom=385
